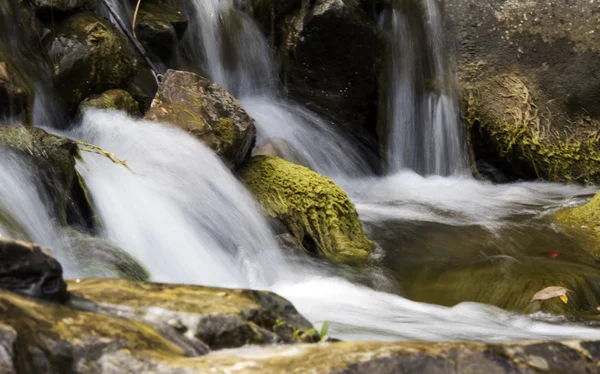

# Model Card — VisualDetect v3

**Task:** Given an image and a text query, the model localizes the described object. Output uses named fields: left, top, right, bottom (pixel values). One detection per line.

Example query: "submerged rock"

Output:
left=145, top=70, right=256, bottom=168
left=68, top=278, right=318, bottom=351
left=46, top=12, right=136, bottom=112
left=239, top=156, right=374, bottom=265
left=444, top=0, right=600, bottom=183
left=0, top=239, right=68, bottom=302
left=280, top=0, right=385, bottom=136
left=79, top=89, right=140, bottom=116
left=0, top=126, right=81, bottom=225
left=554, top=193, right=600, bottom=256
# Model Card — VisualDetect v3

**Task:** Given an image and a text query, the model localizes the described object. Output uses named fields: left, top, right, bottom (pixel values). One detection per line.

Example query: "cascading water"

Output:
left=45, top=110, right=600, bottom=342
left=382, top=0, right=467, bottom=175
left=1, top=0, right=600, bottom=349
left=179, top=0, right=373, bottom=177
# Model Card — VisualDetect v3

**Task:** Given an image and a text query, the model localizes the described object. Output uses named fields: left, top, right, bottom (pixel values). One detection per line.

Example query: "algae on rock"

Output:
left=79, top=89, right=140, bottom=117
left=553, top=192, right=600, bottom=257
left=239, top=156, right=374, bottom=265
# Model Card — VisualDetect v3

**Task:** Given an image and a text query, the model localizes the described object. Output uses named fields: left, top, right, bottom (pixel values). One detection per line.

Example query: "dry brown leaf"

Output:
left=530, top=286, right=569, bottom=303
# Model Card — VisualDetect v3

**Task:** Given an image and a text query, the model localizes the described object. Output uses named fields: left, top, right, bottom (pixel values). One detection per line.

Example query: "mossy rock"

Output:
left=79, top=89, right=140, bottom=117
left=464, top=70, right=600, bottom=183
left=68, top=278, right=318, bottom=350
left=444, top=0, right=600, bottom=182
left=0, top=126, right=81, bottom=225
left=0, top=290, right=190, bottom=373
left=145, top=70, right=256, bottom=168
left=239, top=156, right=374, bottom=265
left=553, top=193, right=600, bottom=256
left=46, top=12, right=136, bottom=112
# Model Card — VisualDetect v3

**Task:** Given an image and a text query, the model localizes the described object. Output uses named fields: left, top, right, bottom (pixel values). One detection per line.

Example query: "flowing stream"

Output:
left=1, top=0, right=600, bottom=345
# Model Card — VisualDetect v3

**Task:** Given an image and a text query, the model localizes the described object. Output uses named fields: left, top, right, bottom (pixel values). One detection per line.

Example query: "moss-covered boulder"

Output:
left=79, top=89, right=140, bottom=117
left=239, top=156, right=374, bottom=264
left=0, top=239, right=68, bottom=303
left=134, top=0, right=187, bottom=63
left=279, top=0, right=385, bottom=137
left=27, top=0, right=96, bottom=18
left=444, top=0, right=600, bottom=183
left=46, top=12, right=136, bottom=113
left=0, top=126, right=82, bottom=225
left=145, top=70, right=256, bottom=168
left=68, top=278, right=318, bottom=351
left=554, top=192, right=600, bottom=256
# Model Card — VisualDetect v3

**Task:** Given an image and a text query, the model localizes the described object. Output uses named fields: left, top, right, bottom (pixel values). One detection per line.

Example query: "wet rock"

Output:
left=106, top=340, right=600, bottom=373
left=79, top=89, right=140, bottom=116
left=239, top=156, right=374, bottom=265
left=0, top=126, right=82, bottom=225
left=280, top=0, right=385, bottom=137
left=145, top=70, right=256, bottom=168
left=125, top=63, right=159, bottom=114
left=46, top=12, right=136, bottom=113
left=444, top=0, right=600, bottom=183
left=134, top=1, right=187, bottom=63
left=239, top=0, right=301, bottom=40
left=28, top=0, right=97, bottom=18
left=0, top=239, right=68, bottom=303
left=68, top=278, right=318, bottom=350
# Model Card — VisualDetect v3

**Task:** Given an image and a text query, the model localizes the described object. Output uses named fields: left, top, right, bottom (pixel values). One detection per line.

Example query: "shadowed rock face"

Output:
left=443, top=0, right=600, bottom=183
left=280, top=0, right=386, bottom=138
left=145, top=69, right=256, bottom=169
left=0, top=239, right=68, bottom=302
left=28, top=0, right=97, bottom=18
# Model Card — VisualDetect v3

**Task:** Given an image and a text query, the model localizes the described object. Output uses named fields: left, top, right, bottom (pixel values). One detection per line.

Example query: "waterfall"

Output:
left=179, top=0, right=373, bottom=177
left=383, top=0, right=467, bottom=176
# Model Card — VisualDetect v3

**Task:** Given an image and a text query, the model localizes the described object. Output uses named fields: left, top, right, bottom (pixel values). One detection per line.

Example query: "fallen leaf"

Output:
left=530, top=286, right=569, bottom=303
left=559, top=294, right=568, bottom=304
left=543, top=251, right=561, bottom=258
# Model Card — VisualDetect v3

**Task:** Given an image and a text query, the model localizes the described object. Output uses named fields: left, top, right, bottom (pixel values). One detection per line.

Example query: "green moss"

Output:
left=239, top=156, right=374, bottom=265
left=80, top=89, right=140, bottom=116
left=464, top=71, right=600, bottom=184
left=217, top=117, right=236, bottom=146
left=553, top=193, right=600, bottom=256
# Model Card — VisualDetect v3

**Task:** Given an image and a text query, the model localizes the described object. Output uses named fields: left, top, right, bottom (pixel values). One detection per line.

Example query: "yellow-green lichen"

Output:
left=80, top=89, right=140, bottom=116
left=464, top=69, right=600, bottom=184
left=553, top=193, right=600, bottom=257
left=239, top=156, right=374, bottom=265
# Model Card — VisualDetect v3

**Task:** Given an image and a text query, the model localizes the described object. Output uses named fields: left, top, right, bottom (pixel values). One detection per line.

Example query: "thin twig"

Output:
left=76, top=141, right=141, bottom=175
left=132, top=0, right=142, bottom=40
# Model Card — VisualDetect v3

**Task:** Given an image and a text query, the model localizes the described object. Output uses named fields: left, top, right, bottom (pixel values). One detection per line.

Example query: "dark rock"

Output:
left=27, top=0, right=97, bottom=19
left=145, top=69, right=256, bottom=168
left=280, top=0, right=386, bottom=137
left=134, top=1, right=188, bottom=63
left=46, top=12, right=136, bottom=113
left=0, top=60, right=32, bottom=123
left=79, top=89, right=140, bottom=116
left=445, top=0, right=600, bottom=183
left=0, top=239, right=67, bottom=303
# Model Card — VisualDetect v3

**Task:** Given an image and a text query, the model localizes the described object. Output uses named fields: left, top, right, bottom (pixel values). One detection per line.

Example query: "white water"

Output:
left=49, top=110, right=600, bottom=343
left=180, top=0, right=372, bottom=177
left=383, top=0, right=467, bottom=175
